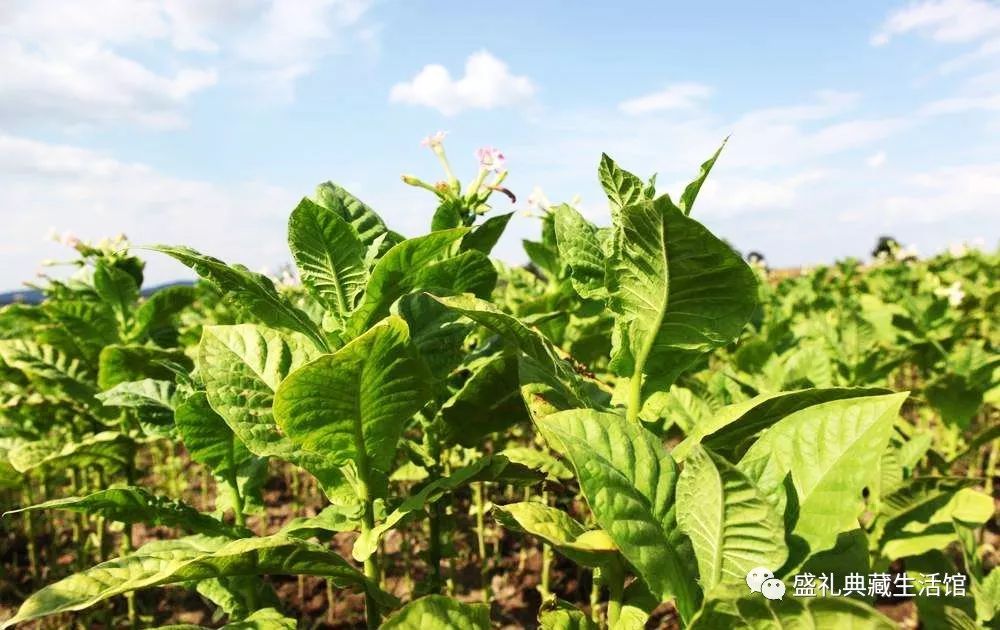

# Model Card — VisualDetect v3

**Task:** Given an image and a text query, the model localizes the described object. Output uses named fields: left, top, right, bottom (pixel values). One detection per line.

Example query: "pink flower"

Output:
left=476, top=146, right=505, bottom=172
left=59, top=231, right=80, bottom=248
left=421, top=131, right=448, bottom=148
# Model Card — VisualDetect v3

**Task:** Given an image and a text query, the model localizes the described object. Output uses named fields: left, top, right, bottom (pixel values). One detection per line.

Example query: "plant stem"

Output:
left=626, top=373, right=643, bottom=423
left=604, top=560, right=625, bottom=629
left=539, top=489, right=553, bottom=601
left=590, top=567, right=602, bottom=626
left=352, top=424, right=381, bottom=628
left=473, top=480, right=490, bottom=603
left=23, top=479, right=39, bottom=584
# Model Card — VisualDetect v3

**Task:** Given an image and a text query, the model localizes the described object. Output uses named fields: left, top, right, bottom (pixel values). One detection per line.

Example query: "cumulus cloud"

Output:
left=0, top=0, right=376, bottom=127
left=0, top=132, right=297, bottom=288
left=618, top=83, right=713, bottom=115
left=871, top=0, right=1000, bottom=46
left=389, top=51, right=535, bottom=116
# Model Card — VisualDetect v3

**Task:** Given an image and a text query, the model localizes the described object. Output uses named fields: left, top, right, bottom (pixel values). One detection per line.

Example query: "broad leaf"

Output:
left=598, top=154, right=650, bottom=214
left=676, top=445, right=787, bottom=595
left=380, top=595, right=490, bottom=629
left=673, top=387, right=890, bottom=460
left=175, top=392, right=253, bottom=478
left=4, top=487, right=246, bottom=538
left=439, top=353, right=529, bottom=446
left=494, top=501, right=617, bottom=569
left=313, top=181, right=400, bottom=257
left=0, top=339, right=96, bottom=401
left=98, top=344, right=191, bottom=390
left=93, top=261, right=139, bottom=324
left=537, top=409, right=699, bottom=622
left=552, top=204, right=607, bottom=300
left=607, top=196, right=756, bottom=401
left=8, top=432, right=135, bottom=475
left=134, top=285, right=196, bottom=347
left=678, top=138, right=726, bottom=215
left=274, top=316, right=429, bottom=481
left=153, top=607, right=296, bottom=630
left=151, top=245, right=328, bottom=351
left=0, top=534, right=387, bottom=628
left=690, top=595, right=895, bottom=629
left=737, top=392, right=907, bottom=555
left=462, top=212, right=513, bottom=254
left=346, top=228, right=468, bottom=337
left=198, top=324, right=343, bottom=495
left=287, top=197, right=367, bottom=321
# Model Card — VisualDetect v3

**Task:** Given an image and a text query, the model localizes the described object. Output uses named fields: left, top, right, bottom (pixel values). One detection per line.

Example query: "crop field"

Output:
left=0, top=140, right=997, bottom=629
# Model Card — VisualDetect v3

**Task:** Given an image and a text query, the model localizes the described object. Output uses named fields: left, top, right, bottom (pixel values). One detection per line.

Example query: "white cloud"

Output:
left=389, top=51, right=535, bottom=116
left=879, top=162, right=1000, bottom=222
left=0, top=132, right=297, bottom=288
left=618, top=83, right=713, bottom=115
left=866, top=151, right=887, bottom=167
left=872, top=0, right=1000, bottom=46
left=0, top=0, right=376, bottom=127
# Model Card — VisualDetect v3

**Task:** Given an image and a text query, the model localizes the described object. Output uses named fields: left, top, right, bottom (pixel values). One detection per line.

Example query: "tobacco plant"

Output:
left=1, top=136, right=997, bottom=629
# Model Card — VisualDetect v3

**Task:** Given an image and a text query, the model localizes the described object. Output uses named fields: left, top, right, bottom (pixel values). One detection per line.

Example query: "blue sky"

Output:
left=2, top=0, right=999, bottom=289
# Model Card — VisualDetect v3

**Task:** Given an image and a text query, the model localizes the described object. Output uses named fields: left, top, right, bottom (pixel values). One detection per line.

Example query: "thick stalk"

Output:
left=473, top=480, right=490, bottom=603
left=352, top=423, right=381, bottom=627
left=539, top=489, right=553, bottom=600
left=626, top=373, right=643, bottom=424
left=23, top=479, right=39, bottom=583
left=604, top=560, right=626, bottom=629
left=590, top=567, right=602, bottom=625
left=985, top=439, right=998, bottom=496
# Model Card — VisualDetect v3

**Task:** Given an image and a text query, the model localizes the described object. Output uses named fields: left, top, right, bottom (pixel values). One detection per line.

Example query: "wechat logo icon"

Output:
left=746, top=567, right=786, bottom=601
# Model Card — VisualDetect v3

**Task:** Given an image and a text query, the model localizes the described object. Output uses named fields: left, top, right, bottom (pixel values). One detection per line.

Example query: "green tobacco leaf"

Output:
left=150, top=245, right=328, bottom=351
left=274, top=316, right=429, bottom=481
left=439, top=353, right=529, bottom=446
left=198, top=324, right=344, bottom=495
left=598, top=154, right=650, bottom=214
left=97, top=378, right=175, bottom=410
left=430, top=294, right=593, bottom=410
left=175, top=392, right=252, bottom=478
left=134, top=285, right=196, bottom=347
left=415, top=250, right=497, bottom=300
left=552, top=204, right=607, bottom=300
left=673, top=387, right=890, bottom=460
left=4, top=487, right=246, bottom=538
left=8, top=432, right=135, bottom=475
left=0, top=534, right=388, bottom=628
left=381, top=595, right=490, bottom=629
left=462, top=212, right=513, bottom=254
left=313, top=181, right=400, bottom=257
left=97, top=378, right=176, bottom=437
left=0, top=339, right=97, bottom=400
left=607, top=196, right=757, bottom=401
left=499, top=446, right=573, bottom=481
left=354, top=454, right=540, bottom=561
left=494, top=501, right=617, bottom=569
left=676, top=446, right=787, bottom=595
left=737, top=392, right=907, bottom=555
left=346, top=228, right=468, bottom=337
left=97, top=344, right=191, bottom=390
left=690, top=595, right=896, bottom=629
left=45, top=300, right=119, bottom=360
left=539, top=600, right=598, bottom=630
left=537, top=409, right=699, bottom=622
left=878, top=479, right=993, bottom=560
left=280, top=504, right=362, bottom=539
left=287, top=197, right=367, bottom=321
left=153, top=606, right=296, bottom=630
left=94, top=261, right=139, bottom=324
left=397, top=292, right=472, bottom=382
left=678, top=137, right=727, bottom=215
